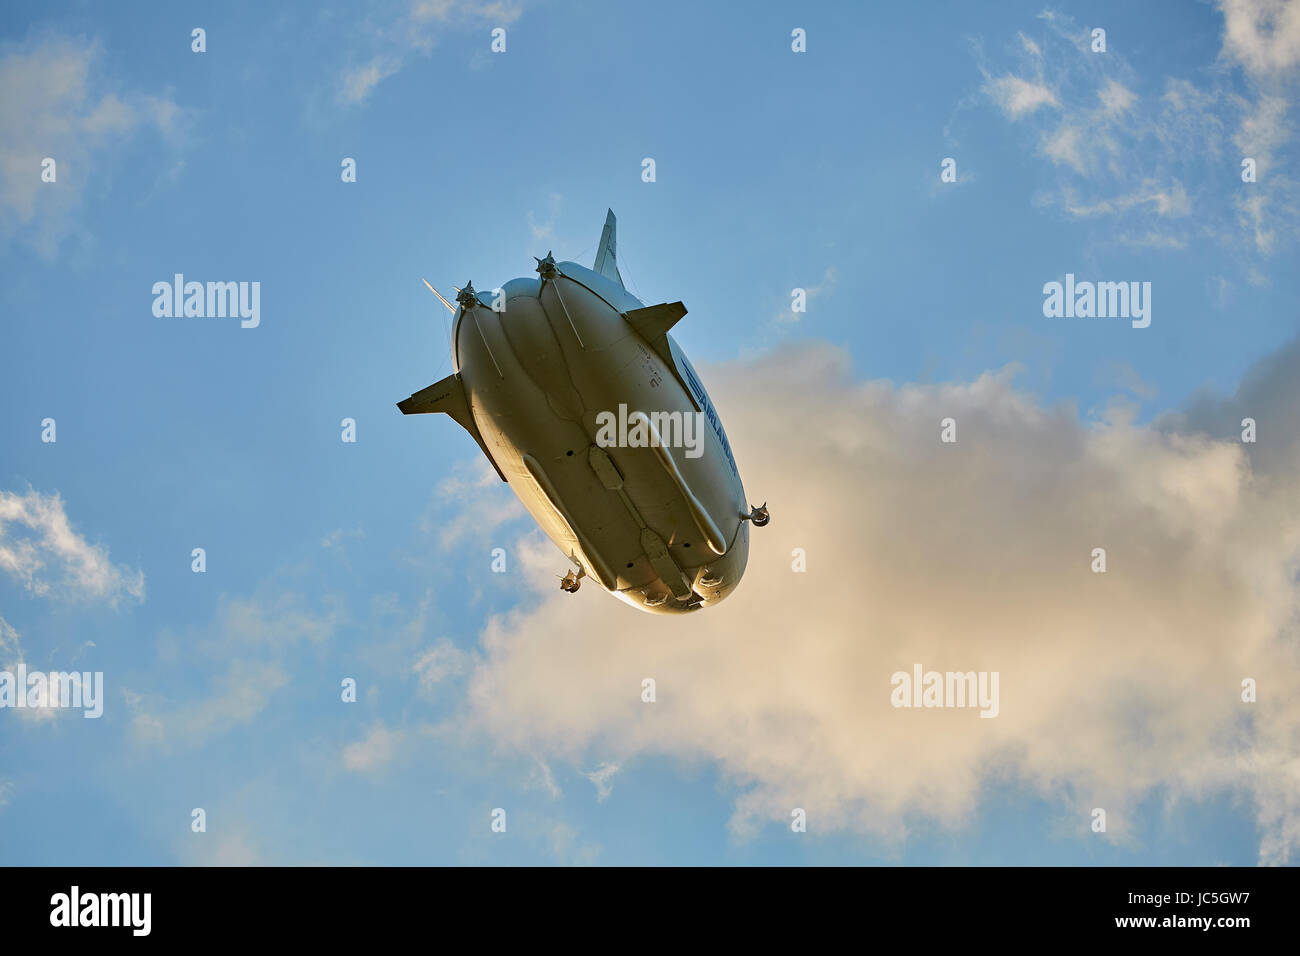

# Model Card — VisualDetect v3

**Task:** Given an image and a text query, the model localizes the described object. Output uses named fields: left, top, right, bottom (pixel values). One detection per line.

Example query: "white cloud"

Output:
left=423, top=459, right=525, bottom=549
left=1093, top=360, right=1158, bottom=401
left=528, top=756, right=561, bottom=798
left=321, top=525, right=365, bottom=553
left=0, top=488, right=144, bottom=605
left=542, top=817, right=600, bottom=865
left=340, top=56, right=402, bottom=106
left=412, top=0, right=523, bottom=20
left=583, top=762, right=620, bottom=802
left=338, top=0, right=525, bottom=106
left=413, top=638, right=470, bottom=692
left=1098, top=78, right=1136, bottom=115
left=775, top=266, right=838, bottom=326
left=0, top=33, right=187, bottom=256
left=975, top=10, right=1298, bottom=257
left=1060, top=179, right=1191, bottom=218
left=342, top=722, right=399, bottom=772
left=527, top=193, right=563, bottom=245
left=983, top=74, right=1058, bottom=118
left=125, top=592, right=341, bottom=746
left=127, top=657, right=289, bottom=745
left=1233, top=95, right=1294, bottom=253
left=1235, top=95, right=1290, bottom=170
left=463, top=340, right=1300, bottom=863
left=217, top=593, right=340, bottom=649
left=1111, top=230, right=1188, bottom=250
left=1041, top=124, right=1088, bottom=173
left=179, top=831, right=265, bottom=867
left=0, top=615, right=20, bottom=668
left=1219, top=0, right=1300, bottom=78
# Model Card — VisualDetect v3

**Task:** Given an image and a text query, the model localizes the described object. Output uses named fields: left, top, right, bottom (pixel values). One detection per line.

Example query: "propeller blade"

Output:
left=421, top=277, right=456, bottom=314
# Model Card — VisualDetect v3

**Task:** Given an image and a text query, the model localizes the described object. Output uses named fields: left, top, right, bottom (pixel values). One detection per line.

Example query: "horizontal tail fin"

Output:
left=398, top=372, right=507, bottom=482
left=398, top=374, right=466, bottom=416
left=623, top=301, right=685, bottom=340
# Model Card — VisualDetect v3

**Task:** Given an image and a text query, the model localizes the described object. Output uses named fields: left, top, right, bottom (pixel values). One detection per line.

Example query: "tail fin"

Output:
left=398, top=372, right=506, bottom=482
left=593, top=208, right=623, bottom=287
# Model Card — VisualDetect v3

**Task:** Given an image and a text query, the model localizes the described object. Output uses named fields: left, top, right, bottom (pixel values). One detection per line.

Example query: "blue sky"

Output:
left=2, top=0, right=1299, bottom=865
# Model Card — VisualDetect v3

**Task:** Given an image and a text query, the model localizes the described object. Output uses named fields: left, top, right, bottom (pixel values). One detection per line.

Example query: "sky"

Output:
left=1, top=0, right=1299, bottom=865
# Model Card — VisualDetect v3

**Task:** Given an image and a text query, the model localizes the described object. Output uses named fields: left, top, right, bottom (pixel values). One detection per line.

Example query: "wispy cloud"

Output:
left=583, top=762, right=620, bottom=802
left=527, top=194, right=563, bottom=245
left=337, top=0, right=525, bottom=106
left=0, top=488, right=144, bottom=605
left=528, top=756, right=561, bottom=798
left=1218, top=0, right=1300, bottom=77
left=422, top=459, right=525, bottom=549
left=983, top=73, right=1059, bottom=119
left=773, top=266, right=838, bottom=326
left=1054, top=179, right=1191, bottom=218
left=0, top=33, right=188, bottom=257
left=342, top=721, right=400, bottom=771
left=542, top=817, right=600, bottom=865
left=178, top=830, right=266, bottom=867
left=413, top=637, right=470, bottom=692
left=971, top=6, right=1300, bottom=258
left=125, top=591, right=342, bottom=746
left=1097, top=77, right=1136, bottom=115
left=0, top=615, right=21, bottom=667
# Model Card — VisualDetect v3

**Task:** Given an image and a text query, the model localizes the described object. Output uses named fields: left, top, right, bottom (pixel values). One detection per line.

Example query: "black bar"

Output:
left=2, top=866, right=1292, bottom=942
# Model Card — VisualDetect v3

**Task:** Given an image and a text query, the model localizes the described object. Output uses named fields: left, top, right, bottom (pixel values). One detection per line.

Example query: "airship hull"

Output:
left=400, top=215, right=754, bottom=614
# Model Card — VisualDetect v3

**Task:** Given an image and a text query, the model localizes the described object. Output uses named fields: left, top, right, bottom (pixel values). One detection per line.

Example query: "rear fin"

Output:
left=398, top=373, right=466, bottom=416
left=593, top=208, right=623, bottom=287
left=624, top=301, right=685, bottom=340
left=623, top=301, right=687, bottom=373
left=398, top=372, right=507, bottom=482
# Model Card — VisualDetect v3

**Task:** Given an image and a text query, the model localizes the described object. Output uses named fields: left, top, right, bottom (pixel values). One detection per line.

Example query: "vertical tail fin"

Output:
left=593, top=208, right=624, bottom=287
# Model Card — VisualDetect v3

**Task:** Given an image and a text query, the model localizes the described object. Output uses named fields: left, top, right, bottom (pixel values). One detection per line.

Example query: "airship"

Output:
left=398, top=210, right=767, bottom=614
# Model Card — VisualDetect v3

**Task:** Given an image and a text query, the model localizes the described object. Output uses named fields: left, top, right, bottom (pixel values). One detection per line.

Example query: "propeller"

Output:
left=455, top=282, right=481, bottom=310
left=420, top=277, right=455, bottom=314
